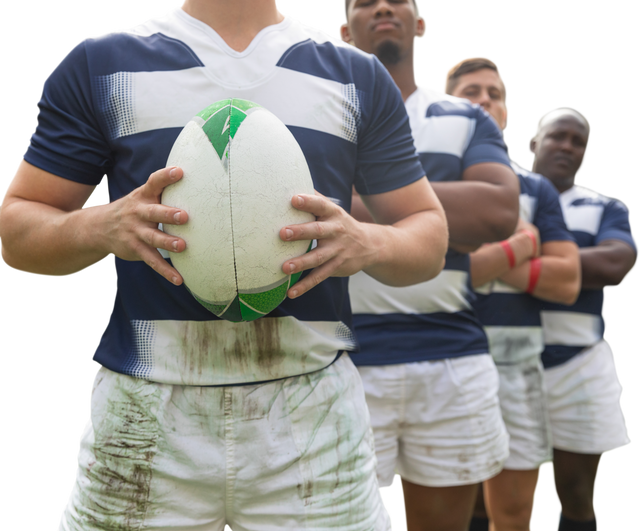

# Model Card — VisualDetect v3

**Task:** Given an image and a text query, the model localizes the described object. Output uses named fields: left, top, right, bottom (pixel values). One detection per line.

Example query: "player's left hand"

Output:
left=280, top=192, right=376, bottom=298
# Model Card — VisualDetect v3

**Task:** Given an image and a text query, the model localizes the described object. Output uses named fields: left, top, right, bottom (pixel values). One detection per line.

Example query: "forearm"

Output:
left=470, top=231, right=536, bottom=288
left=431, top=180, right=518, bottom=245
left=1, top=199, right=109, bottom=275
left=362, top=208, right=448, bottom=286
left=580, top=243, right=637, bottom=289
left=499, top=252, right=581, bottom=304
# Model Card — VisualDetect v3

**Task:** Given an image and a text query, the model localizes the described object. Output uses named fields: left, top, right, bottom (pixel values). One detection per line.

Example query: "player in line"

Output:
left=445, top=58, right=581, bottom=531
left=531, top=108, right=636, bottom=531
left=341, top=2, right=519, bottom=530
left=0, top=0, right=449, bottom=529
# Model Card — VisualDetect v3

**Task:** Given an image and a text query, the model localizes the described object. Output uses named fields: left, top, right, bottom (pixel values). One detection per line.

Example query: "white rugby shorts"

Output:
left=358, top=354, right=509, bottom=488
left=544, top=340, right=630, bottom=454
left=495, top=356, right=552, bottom=470
left=59, top=355, right=390, bottom=531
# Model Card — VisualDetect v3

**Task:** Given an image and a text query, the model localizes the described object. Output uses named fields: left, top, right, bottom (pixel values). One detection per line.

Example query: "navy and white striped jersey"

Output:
left=349, top=87, right=511, bottom=365
left=474, top=165, right=574, bottom=364
left=540, top=185, right=636, bottom=368
left=25, top=10, right=425, bottom=385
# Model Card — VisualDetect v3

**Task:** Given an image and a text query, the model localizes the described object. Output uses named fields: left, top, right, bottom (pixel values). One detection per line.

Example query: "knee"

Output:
left=555, top=478, right=595, bottom=517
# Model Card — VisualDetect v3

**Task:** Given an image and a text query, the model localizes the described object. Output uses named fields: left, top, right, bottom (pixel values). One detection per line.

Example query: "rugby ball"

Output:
left=162, top=98, right=315, bottom=322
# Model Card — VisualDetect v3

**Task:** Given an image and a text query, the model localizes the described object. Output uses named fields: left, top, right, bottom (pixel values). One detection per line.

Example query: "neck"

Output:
left=533, top=163, right=575, bottom=194
left=384, top=52, right=418, bottom=101
left=182, top=0, right=284, bottom=52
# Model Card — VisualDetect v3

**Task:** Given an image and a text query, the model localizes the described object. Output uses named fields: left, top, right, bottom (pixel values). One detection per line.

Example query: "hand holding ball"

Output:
left=162, top=99, right=315, bottom=322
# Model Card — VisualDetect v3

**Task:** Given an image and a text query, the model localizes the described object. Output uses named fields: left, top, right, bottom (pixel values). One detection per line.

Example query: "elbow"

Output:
left=558, top=281, right=581, bottom=306
left=486, top=208, right=519, bottom=242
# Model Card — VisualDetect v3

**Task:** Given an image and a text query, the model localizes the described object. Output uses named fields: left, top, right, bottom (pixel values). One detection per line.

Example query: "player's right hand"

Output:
left=102, top=166, right=189, bottom=285
left=514, top=218, right=541, bottom=258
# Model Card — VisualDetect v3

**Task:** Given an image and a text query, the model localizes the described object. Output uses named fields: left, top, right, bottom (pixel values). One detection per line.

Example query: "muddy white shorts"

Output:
left=357, top=354, right=509, bottom=488
left=495, top=355, right=552, bottom=470
left=59, top=355, right=390, bottom=531
left=543, top=340, right=630, bottom=454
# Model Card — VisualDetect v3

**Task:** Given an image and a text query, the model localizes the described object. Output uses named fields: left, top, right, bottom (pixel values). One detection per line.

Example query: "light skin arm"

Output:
left=281, top=176, right=448, bottom=298
left=497, top=240, right=581, bottom=304
left=578, top=239, right=636, bottom=290
left=1, top=160, right=189, bottom=284
left=469, top=220, right=540, bottom=288
left=2, top=162, right=448, bottom=299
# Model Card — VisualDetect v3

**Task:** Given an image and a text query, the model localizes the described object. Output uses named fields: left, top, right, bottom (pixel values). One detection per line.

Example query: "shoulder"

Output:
left=563, top=185, right=628, bottom=211
left=276, top=18, right=385, bottom=85
left=414, top=87, right=484, bottom=119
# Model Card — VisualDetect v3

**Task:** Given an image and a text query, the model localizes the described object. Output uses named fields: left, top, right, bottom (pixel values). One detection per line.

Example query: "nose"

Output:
left=374, top=0, right=394, bottom=16
left=477, top=89, right=492, bottom=109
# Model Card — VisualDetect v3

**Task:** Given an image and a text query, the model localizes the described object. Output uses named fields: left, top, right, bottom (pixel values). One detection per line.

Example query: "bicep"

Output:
left=462, top=161, right=519, bottom=189
left=3, top=160, right=96, bottom=213
left=360, top=177, right=443, bottom=226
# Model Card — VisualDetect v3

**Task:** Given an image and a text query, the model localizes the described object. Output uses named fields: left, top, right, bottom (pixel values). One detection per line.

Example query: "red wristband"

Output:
left=527, top=258, right=542, bottom=294
left=500, top=240, right=516, bottom=268
left=521, top=229, right=538, bottom=256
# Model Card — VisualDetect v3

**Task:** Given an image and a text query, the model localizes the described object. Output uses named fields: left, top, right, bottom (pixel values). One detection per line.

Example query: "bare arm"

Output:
left=469, top=222, right=540, bottom=288
left=431, top=162, right=519, bottom=248
left=579, top=239, right=636, bottom=290
left=281, top=177, right=448, bottom=298
left=497, top=240, right=581, bottom=304
left=0, top=160, right=189, bottom=284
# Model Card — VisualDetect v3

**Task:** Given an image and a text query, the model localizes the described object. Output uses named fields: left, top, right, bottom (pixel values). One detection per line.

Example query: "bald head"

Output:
left=531, top=108, right=590, bottom=193
left=536, top=108, right=590, bottom=138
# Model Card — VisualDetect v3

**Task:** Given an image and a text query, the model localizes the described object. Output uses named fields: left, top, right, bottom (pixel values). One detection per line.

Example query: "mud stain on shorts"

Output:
left=73, top=383, right=161, bottom=530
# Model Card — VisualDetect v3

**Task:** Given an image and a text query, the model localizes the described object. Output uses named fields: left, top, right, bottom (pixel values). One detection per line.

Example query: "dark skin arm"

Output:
left=579, top=239, right=636, bottom=290
left=352, top=162, right=519, bottom=251
left=431, top=162, right=519, bottom=249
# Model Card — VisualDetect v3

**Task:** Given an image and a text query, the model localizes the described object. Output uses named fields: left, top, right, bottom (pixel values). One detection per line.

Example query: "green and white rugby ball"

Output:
left=162, top=99, right=315, bottom=322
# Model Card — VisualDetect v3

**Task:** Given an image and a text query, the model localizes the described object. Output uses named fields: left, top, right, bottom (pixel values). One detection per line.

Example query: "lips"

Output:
left=372, top=20, right=398, bottom=32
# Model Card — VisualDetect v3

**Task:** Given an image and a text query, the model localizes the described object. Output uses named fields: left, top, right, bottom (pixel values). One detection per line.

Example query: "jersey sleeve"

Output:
left=461, top=108, right=511, bottom=171
left=24, top=41, right=111, bottom=185
left=353, top=59, right=424, bottom=195
left=596, top=199, right=636, bottom=251
left=534, top=177, right=575, bottom=244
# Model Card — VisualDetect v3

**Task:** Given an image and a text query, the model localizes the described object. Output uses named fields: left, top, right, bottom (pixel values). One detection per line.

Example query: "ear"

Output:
left=524, top=135, right=537, bottom=157
left=340, top=24, right=353, bottom=44
left=416, top=17, right=425, bottom=37
left=502, top=108, right=508, bottom=131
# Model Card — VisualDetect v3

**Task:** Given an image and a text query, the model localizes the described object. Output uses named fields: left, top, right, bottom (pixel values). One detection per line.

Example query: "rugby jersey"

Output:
left=474, top=164, right=574, bottom=364
left=25, top=9, right=425, bottom=385
left=540, top=185, right=636, bottom=368
left=349, top=87, right=511, bottom=365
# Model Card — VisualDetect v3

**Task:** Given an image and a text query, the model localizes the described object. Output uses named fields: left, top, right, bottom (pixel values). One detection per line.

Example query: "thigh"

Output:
left=544, top=341, right=629, bottom=454
left=552, top=449, right=601, bottom=520
left=399, top=355, right=509, bottom=487
left=497, top=358, right=552, bottom=470
left=232, top=354, right=391, bottom=531
left=357, top=363, right=406, bottom=487
left=402, top=478, right=478, bottom=531
left=60, top=368, right=227, bottom=531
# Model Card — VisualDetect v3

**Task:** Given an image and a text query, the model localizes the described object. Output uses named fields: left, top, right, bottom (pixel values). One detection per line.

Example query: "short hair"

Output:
left=342, top=0, right=422, bottom=20
left=445, top=58, right=504, bottom=99
left=537, top=108, right=590, bottom=136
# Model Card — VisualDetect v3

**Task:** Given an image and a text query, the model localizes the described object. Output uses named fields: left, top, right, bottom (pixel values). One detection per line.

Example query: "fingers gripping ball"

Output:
left=162, top=99, right=315, bottom=322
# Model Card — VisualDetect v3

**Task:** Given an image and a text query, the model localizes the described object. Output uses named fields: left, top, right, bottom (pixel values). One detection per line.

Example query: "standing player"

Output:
left=0, top=0, right=449, bottom=529
left=530, top=109, right=636, bottom=531
left=447, top=58, right=581, bottom=531
left=341, top=2, right=519, bottom=530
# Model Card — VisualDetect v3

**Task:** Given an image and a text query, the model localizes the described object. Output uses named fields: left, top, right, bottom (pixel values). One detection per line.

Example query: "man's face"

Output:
left=341, top=0, right=424, bottom=65
left=531, top=116, right=589, bottom=190
left=450, top=68, right=507, bottom=130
